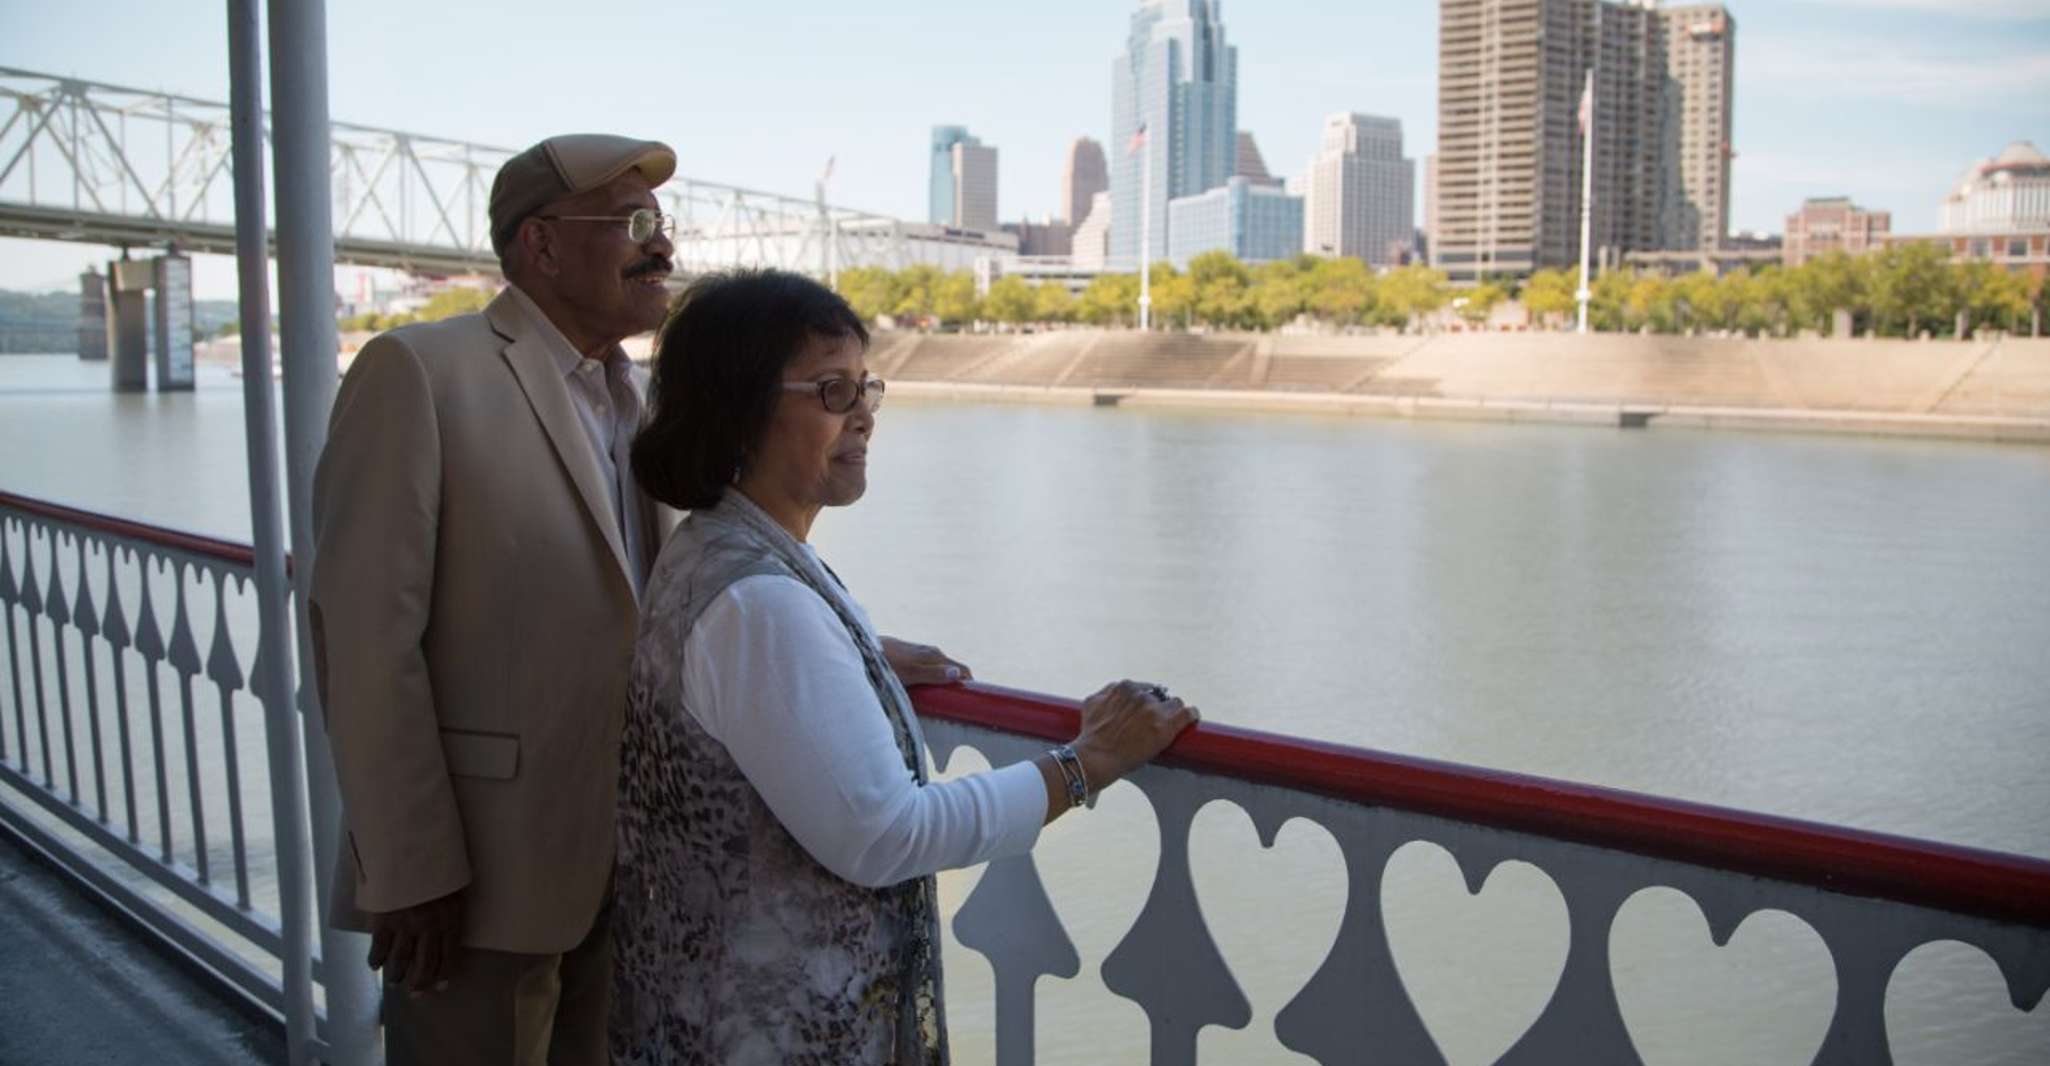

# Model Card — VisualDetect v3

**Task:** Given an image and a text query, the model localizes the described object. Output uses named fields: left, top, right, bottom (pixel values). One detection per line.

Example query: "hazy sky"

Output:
left=3, top=0, right=2046, bottom=298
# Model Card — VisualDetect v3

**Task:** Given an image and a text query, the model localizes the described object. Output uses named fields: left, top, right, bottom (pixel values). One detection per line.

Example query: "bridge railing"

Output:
left=4, top=488, right=2046, bottom=1064
left=0, top=65, right=959, bottom=278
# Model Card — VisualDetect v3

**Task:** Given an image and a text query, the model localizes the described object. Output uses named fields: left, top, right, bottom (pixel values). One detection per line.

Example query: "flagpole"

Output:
left=1138, top=130, right=1152, bottom=331
left=1576, top=68, right=1594, bottom=335
left=816, top=157, right=836, bottom=289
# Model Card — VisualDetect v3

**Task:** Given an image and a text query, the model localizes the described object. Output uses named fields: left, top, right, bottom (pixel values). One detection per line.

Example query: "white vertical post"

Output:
left=226, top=2, right=316, bottom=1061
left=267, top=1, right=379, bottom=1062
left=1576, top=69, right=1595, bottom=336
left=1138, top=135, right=1152, bottom=331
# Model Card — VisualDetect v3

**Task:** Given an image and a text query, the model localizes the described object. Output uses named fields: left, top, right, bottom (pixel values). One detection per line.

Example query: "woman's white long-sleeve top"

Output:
left=680, top=564, right=1045, bottom=889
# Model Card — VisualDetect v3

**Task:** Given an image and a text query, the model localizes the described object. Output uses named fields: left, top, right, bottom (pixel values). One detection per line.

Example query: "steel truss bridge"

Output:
left=0, top=66, right=982, bottom=278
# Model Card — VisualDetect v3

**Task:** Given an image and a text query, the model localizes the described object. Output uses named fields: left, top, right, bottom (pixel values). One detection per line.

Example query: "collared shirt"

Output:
left=506, top=284, right=648, bottom=598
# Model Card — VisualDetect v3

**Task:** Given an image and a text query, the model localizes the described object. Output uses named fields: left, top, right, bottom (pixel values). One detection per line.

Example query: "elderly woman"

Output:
left=611, top=269, right=1196, bottom=1064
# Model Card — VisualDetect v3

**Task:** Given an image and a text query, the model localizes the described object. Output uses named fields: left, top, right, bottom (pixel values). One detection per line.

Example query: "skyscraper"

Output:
left=1111, top=0, right=1238, bottom=263
left=928, top=125, right=998, bottom=231
left=951, top=141, right=999, bottom=231
left=1659, top=5, right=1735, bottom=253
left=1433, top=0, right=1735, bottom=283
left=929, top=126, right=972, bottom=226
left=1060, top=137, right=1109, bottom=226
left=1304, top=113, right=1415, bottom=266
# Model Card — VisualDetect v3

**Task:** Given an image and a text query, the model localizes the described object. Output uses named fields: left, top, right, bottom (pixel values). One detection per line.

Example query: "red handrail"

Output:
left=7, top=488, right=2046, bottom=930
left=0, top=490, right=258, bottom=567
left=913, top=682, right=2050, bottom=930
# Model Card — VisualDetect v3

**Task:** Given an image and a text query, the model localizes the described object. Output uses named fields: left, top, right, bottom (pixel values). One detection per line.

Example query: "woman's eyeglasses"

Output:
left=538, top=207, right=675, bottom=244
left=783, top=375, right=885, bottom=414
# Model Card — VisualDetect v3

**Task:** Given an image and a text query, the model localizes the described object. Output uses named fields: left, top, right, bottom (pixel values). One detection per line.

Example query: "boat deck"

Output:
left=0, top=833, right=283, bottom=1066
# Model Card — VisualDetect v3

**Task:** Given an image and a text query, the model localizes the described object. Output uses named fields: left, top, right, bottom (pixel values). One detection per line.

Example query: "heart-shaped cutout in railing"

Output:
left=1887, top=940, right=2050, bottom=1066
left=1186, top=798, right=1347, bottom=1063
left=1610, top=887, right=1835, bottom=1065
left=1025, top=772, right=1165, bottom=1065
left=929, top=740, right=1161, bottom=1064
left=1381, top=840, right=1570, bottom=1066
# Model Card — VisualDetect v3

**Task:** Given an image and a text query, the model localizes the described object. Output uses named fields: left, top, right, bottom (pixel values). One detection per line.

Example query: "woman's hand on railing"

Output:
left=881, top=635, right=973, bottom=687
left=1072, top=679, right=1200, bottom=795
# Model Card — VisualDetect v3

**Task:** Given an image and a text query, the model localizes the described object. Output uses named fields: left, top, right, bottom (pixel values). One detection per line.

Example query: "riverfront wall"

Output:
left=869, top=331, right=2050, bottom=442
left=201, top=330, right=2050, bottom=441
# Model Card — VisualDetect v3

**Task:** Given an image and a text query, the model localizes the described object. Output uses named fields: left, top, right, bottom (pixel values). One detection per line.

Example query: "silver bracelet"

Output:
left=1049, top=745, right=1093, bottom=810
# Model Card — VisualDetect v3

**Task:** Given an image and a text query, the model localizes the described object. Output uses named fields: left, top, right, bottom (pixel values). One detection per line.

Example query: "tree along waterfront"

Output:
left=834, top=243, right=2049, bottom=340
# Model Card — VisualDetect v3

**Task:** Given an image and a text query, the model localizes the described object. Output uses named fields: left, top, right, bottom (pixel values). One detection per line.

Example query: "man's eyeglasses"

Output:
left=538, top=207, right=675, bottom=244
left=782, top=375, right=885, bottom=414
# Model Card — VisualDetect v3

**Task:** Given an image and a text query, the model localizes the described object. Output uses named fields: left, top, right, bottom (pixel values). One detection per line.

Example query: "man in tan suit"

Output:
left=311, top=134, right=682, bottom=1065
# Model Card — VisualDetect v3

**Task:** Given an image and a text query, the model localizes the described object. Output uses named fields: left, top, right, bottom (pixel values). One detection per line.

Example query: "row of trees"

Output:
left=337, top=286, right=494, bottom=333
left=1516, top=243, right=2042, bottom=339
left=835, top=254, right=1458, bottom=334
left=834, top=243, right=2046, bottom=338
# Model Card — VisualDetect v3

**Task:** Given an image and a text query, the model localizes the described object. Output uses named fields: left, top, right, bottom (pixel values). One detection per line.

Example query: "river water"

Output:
left=2, top=354, right=2046, bottom=1063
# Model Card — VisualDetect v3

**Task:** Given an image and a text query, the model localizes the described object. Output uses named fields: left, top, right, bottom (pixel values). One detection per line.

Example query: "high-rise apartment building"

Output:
left=1433, top=0, right=1735, bottom=283
left=929, top=126, right=998, bottom=230
left=1304, top=113, right=1416, bottom=266
left=1660, top=4, right=1735, bottom=252
left=1111, top=0, right=1238, bottom=263
left=1061, top=138, right=1109, bottom=225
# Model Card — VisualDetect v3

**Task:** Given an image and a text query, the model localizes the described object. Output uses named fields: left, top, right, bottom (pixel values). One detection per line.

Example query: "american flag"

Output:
left=1128, top=122, right=1147, bottom=156
left=1577, top=71, right=1593, bottom=137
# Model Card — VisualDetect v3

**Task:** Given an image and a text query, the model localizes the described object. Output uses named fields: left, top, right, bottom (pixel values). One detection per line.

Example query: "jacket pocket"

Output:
left=440, top=728, right=520, bottom=780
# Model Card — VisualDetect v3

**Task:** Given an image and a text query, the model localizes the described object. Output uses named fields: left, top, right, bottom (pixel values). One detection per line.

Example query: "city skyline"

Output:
left=1, top=0, right=2046, bottom=295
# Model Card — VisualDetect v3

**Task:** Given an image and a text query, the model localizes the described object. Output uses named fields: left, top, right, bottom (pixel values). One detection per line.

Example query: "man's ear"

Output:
left=516, top=217, right=560, bottom=278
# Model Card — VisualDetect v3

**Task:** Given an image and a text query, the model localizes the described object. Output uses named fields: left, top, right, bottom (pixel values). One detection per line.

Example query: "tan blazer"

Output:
left=310, top=290, right=672, bottom=955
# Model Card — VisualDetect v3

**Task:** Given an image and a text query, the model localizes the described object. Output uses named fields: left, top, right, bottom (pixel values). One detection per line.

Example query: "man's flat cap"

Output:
left=488, top=134, right=676, bottom=256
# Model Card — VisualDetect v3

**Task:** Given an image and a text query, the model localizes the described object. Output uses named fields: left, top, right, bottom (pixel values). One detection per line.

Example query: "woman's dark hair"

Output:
left=632, top=269, right=869, bottom=510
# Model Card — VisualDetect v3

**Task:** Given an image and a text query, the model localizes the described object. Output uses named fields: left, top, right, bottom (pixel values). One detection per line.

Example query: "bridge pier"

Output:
left=106, top=260, right=150, bottom=392
left=76, top=271, right=108, bottom=361
left=151, top=253, right=196, bottom=392
left=99, top=253, right=197, bottom=392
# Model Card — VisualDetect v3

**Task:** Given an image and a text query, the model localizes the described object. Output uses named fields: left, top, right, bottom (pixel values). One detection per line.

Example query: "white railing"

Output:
left=0, top=490, right=328, bottom=1050
left=914, top=685, right=2050, bottom=1065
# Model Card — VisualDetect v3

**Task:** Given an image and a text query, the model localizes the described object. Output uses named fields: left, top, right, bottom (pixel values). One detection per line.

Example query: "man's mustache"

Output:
left=625, top=256, right=673, bottom=279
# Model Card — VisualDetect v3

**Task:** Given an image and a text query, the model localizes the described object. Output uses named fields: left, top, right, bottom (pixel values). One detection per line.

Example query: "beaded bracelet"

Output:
left=1049, top=744, right=1093, bottom=810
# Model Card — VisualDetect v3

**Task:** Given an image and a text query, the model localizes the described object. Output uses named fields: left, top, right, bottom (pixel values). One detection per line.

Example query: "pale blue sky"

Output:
left=3, top=0, right=2046, bottom=298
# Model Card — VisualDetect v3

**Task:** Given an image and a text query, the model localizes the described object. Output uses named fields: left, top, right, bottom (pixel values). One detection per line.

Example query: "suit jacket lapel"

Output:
left=487, top=292, right=635, bottom=596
